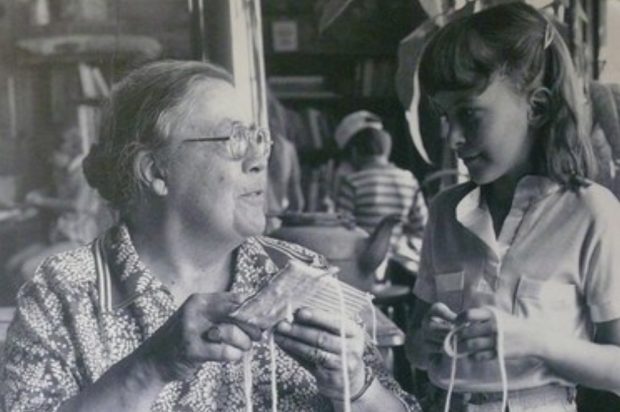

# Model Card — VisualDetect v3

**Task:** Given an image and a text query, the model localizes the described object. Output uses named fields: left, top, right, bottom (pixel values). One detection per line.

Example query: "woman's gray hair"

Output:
left=83, top=60, right=233, bottom=215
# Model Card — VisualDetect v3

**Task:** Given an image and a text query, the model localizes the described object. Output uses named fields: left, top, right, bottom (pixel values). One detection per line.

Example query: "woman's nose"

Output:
left=242, top=151, right=268, bottom=173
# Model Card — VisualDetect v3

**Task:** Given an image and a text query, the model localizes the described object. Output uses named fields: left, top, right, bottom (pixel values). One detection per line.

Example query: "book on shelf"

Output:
left=269, top=75, right=339, bottom=100
left=354, top=58, right=397, bottom=97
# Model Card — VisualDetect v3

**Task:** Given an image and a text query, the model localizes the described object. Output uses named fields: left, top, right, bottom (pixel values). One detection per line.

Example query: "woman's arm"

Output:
left=58, top=348, right=165, bottom=412
left=3, top=289, right=260, bottom=412
left=59, top=293, right=261, bottom=412
left=334, top=378, right=409, bottom=412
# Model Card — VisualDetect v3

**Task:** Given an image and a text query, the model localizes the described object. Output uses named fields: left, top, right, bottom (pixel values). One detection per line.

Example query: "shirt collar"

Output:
left=104, top=224, right=279, bottom=311
left=455, top=175, right=561, bottom=259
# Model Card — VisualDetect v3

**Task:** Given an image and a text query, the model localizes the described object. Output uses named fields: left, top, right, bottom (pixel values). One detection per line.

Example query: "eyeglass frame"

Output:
left=181, top=122, right=273, bottom=160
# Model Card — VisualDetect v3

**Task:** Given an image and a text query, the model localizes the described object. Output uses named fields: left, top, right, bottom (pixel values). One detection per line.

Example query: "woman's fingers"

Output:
left=197, top=340, right=246, bottom=362
left=471, top=350, right=496, bottom=362
left=292, top=308, right=360, bottom=338
left=274, top=332, right=343, bottom=370
left=275, top=320, right=346, bottom=354
left=201, top=323, right=254, bottom=351
left=192, top=292, right=244, bottom=322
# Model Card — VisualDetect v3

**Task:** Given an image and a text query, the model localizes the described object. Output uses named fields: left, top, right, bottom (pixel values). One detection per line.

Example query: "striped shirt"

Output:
left=337, top=163, right=428, bottom=271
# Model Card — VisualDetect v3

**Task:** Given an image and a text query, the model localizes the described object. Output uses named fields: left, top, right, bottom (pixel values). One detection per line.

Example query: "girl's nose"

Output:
left=445, top=122, right=466, bottom=150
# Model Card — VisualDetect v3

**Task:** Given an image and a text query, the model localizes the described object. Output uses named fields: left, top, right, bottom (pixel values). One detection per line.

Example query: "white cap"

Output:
left=334, top=110, right=383, bottom=149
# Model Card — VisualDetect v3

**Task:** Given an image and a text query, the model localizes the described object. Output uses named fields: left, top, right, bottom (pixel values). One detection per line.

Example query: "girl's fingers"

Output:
left=428, top=302, right=458, bottom=322
left=471, top=350, right=496, bottom=362
left=458, top=319, right=495, bottom=339
left=458, top=336, right=495, bottom=355
left=457, top=307, right=493, bottom=324
left=424, top=338, right=446, bottom=355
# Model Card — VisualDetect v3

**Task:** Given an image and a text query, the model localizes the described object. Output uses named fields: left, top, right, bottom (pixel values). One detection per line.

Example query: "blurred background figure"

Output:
left=336, top=124, right=427, bottom=284
left=4, top=123, right=114, bottom=283
left=265, top=91, right=305, bottom=231
left=332, top=110, right=383, bottom=199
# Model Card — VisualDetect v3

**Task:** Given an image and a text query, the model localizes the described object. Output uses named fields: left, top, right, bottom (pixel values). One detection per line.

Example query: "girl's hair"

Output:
left=419, top=2, right=597, bottom=188
left=83, top=60, right=233, bottom=215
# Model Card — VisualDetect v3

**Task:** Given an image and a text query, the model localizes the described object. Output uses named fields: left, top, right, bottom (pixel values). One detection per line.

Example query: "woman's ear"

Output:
left=134, top=150, right=168, bottom=196
left=528, top=87, right=552, bottom=127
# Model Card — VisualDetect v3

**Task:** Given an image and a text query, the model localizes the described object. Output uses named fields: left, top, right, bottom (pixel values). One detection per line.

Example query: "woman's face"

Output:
left=161, top=80, right=268, bottom=243
left=432, top=75, right=534, bottom=185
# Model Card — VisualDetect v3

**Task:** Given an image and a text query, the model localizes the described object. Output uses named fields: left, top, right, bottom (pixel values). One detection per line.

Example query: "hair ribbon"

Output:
left=544, top=21, right=554, bottom=49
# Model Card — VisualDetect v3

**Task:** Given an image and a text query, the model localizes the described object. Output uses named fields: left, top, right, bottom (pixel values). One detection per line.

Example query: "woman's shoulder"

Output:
left=18, top=243, right=97, bottom=301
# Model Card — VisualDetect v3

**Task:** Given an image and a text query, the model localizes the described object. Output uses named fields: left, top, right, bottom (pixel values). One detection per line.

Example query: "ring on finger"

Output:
left=202, top=326, right=222, bottom=343
left=308, top=346, right=321, bottom=364
left=315, top=331, right=327, bottom=348
left=315, top=350, right=329, bottom=368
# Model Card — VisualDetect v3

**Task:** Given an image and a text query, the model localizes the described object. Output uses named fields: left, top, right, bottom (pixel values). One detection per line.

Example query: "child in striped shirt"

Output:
left=336, top=127, right=428, bottom=279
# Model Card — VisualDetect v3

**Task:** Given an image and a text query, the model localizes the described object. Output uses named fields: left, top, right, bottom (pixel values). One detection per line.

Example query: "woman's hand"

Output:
left=274, top=308, right=366, bottom=402
left=418, top=302, right=457, bottom=363
left=140, top=293, right=262, bottom=382
left=453, top=307, right=545, bottom=361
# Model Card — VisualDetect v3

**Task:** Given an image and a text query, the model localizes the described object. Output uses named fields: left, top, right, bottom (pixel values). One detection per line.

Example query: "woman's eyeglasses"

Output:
left=182, top=123, right=273, bottom=160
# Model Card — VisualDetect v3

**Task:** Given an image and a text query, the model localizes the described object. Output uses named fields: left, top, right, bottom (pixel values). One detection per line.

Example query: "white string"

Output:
left=268, top=334, right=278, bottom=412
left=367, top=293, right=378, bottom=345
left=243, top=349, right=254, bottom=412
left=442, top=308, right=508, bottom=412
left=335, top=280, right=352, bottom=412
left=285, top=301, right=293, bottom=322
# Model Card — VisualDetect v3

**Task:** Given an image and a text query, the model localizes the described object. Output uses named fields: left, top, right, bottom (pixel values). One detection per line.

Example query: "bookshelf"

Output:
left=261, top=0, right=421, bottom=211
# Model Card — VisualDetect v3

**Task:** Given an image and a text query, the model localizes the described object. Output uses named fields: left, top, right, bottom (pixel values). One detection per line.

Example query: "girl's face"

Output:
left=432, top=75, right=535, bottom=185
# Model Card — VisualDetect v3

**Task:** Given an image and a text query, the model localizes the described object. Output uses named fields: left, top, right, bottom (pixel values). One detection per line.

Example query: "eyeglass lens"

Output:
left=228, top=125, right=271, bottom=160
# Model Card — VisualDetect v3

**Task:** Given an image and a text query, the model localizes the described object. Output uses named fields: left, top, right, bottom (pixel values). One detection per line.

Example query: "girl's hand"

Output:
left=419, top=302, right=458, bottom=362
left=454, top=307, right=545, bottom=361
left=274, top=308, right=366, bottom=402
left=140, top=293, right=262, bottom=382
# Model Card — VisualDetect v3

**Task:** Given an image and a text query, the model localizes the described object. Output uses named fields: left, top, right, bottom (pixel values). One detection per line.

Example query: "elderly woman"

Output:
left=0, top=60, right=420, bottom=412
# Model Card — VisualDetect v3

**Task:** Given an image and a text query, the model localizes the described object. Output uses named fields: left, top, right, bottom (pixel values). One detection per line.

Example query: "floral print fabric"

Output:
left=1, top=224, right=420, bottom=412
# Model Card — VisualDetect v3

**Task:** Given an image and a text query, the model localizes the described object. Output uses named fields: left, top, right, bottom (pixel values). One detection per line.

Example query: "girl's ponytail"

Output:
left=539, top=25, right=597, bottom=188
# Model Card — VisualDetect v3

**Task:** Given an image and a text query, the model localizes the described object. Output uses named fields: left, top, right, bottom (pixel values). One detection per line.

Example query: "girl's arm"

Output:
left=537, top=318, right=620, bottom=394
left=457, top=309, right=620, bottom=394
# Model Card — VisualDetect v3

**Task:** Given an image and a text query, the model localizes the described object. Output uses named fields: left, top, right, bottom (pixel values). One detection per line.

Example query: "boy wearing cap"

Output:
left=336, top=124, right=428, bottom=280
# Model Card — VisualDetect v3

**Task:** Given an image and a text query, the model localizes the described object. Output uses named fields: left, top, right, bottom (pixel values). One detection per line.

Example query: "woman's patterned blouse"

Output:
left=1, top=224, right=420, bottom=412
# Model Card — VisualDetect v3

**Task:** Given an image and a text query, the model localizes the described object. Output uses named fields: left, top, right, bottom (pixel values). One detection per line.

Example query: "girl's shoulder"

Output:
left=569, top=181, right=620, bottom=223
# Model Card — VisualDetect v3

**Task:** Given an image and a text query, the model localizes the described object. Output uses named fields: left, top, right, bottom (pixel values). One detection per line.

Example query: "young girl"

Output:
left=407, top=3, right=620, bottom=412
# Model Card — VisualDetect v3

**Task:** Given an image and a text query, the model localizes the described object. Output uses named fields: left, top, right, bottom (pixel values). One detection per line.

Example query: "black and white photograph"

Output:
left=0, top=0, right=619, bottom=411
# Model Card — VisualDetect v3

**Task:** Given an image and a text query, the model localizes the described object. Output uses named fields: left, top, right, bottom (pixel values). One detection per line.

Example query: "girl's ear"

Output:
left=134, top=150, right=168, bottom=196
left=528, top=87, right=552, bottom=127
